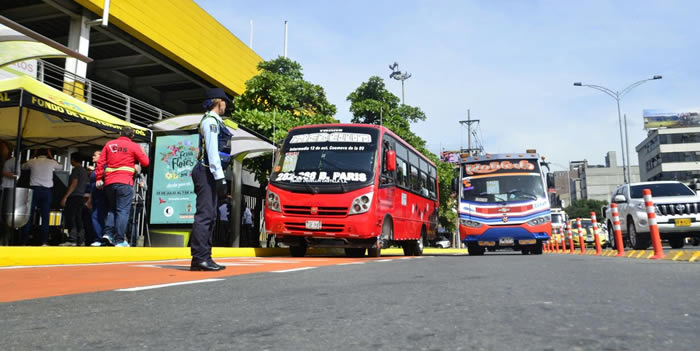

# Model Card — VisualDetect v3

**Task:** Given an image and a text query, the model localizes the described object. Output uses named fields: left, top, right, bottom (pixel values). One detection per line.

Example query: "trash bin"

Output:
left=3, top=187, right=33, bottom=228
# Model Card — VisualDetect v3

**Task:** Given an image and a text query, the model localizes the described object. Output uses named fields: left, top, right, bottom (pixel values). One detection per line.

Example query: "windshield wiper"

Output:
left=507, top=190, right=538, bottom=200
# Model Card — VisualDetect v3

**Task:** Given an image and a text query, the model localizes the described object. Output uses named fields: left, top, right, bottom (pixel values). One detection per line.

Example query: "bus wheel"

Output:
left=367, top=240, right=381, bottom=257
left=530, top=242, right=543, bottom=255
left=521, top=248, right=530, bottom=255
left=345, top=248, right=365, bottom=258
left=467, top=242, right=484, bottom=256
left=413, top=228, right=425, bottom=256
left=289, top=245, right=307, bottom=257
left=402, top=242, right=414, bottom=256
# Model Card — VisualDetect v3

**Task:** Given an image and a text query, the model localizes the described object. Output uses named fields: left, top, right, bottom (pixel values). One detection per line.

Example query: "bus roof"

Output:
left=287, top=123, right=436, bottom=168
left=461, top=153, right=540, bottom=164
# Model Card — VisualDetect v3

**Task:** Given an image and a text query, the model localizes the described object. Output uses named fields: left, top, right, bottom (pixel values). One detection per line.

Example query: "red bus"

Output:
left=265, top=124, right=439, bottom=257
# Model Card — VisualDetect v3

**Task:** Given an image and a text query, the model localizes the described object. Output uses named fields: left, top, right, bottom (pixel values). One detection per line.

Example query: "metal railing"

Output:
left=37, top=60, right=174, bottom=127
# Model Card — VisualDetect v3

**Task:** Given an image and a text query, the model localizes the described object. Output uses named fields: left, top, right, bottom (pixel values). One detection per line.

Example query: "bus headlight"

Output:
left=349, top=192, right=373, bottom=215
left=460, top=218, right=482, bottom=228
left=527, top=215, right=551, bottom=226
left=267, top=191, right=281, bottom=212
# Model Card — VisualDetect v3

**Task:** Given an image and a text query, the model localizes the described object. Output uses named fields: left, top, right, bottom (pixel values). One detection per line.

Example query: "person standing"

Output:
left=86, top=150, right=107, bottom=246
left=95, top=127, right=149, bottom=247
left=59, top=153, right=89, bottom=246
left=241, top=204, right=254, bottom=247
left=21, top=149, right=62, bottom=246
left=190, top=88, right=233, bottom=271
left=1, top=142, right=20, bottom=245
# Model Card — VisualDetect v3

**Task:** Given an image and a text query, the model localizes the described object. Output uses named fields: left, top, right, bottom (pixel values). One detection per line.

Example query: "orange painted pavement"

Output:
left=0, top=256, right=403, bottom=303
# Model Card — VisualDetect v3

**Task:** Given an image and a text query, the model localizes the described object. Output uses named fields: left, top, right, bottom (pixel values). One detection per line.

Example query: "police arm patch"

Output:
left=209, top=124, right=218, bottom=133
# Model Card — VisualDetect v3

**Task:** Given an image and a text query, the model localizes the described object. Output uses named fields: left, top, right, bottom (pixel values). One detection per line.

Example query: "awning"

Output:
left=150, top=114, right=275, bottom=159
left=0, top=75, right=151, bottom=148
left=0, top=16, right=92, bottom=67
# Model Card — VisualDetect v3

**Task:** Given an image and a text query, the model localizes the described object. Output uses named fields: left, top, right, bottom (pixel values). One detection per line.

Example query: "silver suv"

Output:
left=603, top=181, right=700, bottom=249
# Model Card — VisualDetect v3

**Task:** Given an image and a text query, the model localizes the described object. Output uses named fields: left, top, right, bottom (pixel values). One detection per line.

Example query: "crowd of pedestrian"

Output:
left=0, top=127, right=149, bottom=247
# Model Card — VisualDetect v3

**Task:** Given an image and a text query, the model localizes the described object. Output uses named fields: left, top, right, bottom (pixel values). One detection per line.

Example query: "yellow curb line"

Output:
left=690, top=252, right=700, bottom=262
left=672, top=252, right=683, bottom=261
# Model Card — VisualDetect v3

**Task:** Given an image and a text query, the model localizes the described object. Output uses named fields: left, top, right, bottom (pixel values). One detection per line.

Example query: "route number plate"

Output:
left=306, top=220, right=322, bottom=230
left=675, top=218, right=691, bottom=227
left=499, top=237, right=514, bottom=246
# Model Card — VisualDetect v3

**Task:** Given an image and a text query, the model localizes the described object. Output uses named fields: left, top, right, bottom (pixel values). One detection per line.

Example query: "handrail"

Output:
left=37, top=60, right=175, bottom=127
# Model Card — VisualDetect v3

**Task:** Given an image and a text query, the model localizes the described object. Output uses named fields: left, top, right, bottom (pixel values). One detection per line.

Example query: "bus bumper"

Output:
left=265, top=210, right=380, bottom=242
left=460, top=222, right=551, bottom=246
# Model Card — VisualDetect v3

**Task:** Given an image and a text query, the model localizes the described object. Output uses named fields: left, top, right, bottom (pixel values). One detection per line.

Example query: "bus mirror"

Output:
left=386, top=150, right=396, bottom=172
left=546, top=173, right=555, bottom=189
left=451, top=178, right=458, bottom=193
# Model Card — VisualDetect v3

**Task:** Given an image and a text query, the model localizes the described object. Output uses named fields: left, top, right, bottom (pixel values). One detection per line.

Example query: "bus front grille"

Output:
left=282, top=205, right=348, bottom=217
left=284, top=222, right=345, bottom=232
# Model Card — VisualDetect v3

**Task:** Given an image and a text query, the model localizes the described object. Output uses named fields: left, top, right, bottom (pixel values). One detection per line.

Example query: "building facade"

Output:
left=636, top=126, right=700, bottom=184
left=565, top=151, right=640, bottom=203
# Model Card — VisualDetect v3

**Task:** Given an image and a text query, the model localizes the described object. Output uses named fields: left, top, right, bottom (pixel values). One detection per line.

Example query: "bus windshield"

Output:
left=551, top=213, right=564, bottom=224
left=271, top=127, right=379, bottom=185
left=462, top=174, right=546, bottom=203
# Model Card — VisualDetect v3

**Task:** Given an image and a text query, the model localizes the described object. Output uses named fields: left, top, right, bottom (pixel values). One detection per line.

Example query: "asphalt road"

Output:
left=1, top=253, right=699, bottom=350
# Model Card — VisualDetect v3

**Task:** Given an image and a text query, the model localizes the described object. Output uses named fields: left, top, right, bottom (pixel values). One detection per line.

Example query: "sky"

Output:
left=197, top=0, right=700, bottom=171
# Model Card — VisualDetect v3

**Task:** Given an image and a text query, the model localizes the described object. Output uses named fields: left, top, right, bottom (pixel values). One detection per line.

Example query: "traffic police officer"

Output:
left=190, top=88, right=233, bottom=271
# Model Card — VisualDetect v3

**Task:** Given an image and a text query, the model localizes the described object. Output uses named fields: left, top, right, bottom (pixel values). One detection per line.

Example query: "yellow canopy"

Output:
left=0, top=75, right=151, bottom=148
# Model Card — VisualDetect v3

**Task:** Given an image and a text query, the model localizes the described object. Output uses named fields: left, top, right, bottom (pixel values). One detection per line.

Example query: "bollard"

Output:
left=561, top=226, right=568, bottom=252
left=591, top=212, right=602, bottom=255
left=567, top=222, right=575, bottom=254
left=577, top=218, right=585, bottom=254
left=611, top=203, right=625, bottom=257
left=643, top=189, right=665, bottom=260
left=555, top=232, right=561, bottom=253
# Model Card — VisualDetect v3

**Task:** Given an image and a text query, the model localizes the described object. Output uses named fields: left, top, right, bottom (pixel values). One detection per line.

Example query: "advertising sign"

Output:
left=149, top=134, right=199, bottom=225
left=440, top=150, right=461, bottom=164
left=643, top=109, right=700, bottom=129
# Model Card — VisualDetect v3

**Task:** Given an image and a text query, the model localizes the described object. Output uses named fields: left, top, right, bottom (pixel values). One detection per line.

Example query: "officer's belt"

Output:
left=105, top=166, right=135, bottom=173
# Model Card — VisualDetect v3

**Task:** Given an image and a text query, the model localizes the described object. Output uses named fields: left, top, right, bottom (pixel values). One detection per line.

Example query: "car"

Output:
left=603, top=181, right=700, bottom=249
left=568, top=218, right=609, bottom=248
left=432, top=236, right=451, bottom=248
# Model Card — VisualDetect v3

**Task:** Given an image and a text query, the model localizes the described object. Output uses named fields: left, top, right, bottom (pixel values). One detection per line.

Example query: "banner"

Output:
left=149, top=134, right=199, bottom=225
left=643, top=109, right=700, bottom=129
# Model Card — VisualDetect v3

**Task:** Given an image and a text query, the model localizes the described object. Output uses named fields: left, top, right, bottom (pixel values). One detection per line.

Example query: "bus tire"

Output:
left=402, top=242, right=414, bottom=256
left=467, top=242, right=485, bottom=256
left=412, top=227, right=426, bottom=256
left=345, top=248, right=366, bottom=258
left=289, top=245, right=307, bottom=257
left=530, top=242, right=543, bottom=255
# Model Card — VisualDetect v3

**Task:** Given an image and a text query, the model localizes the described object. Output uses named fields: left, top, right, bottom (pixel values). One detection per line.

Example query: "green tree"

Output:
left=347, top=76, right=456, bottom=232
left=564, top=199, right=609, bottom=220
left=231, top=56, right=338, bottom=183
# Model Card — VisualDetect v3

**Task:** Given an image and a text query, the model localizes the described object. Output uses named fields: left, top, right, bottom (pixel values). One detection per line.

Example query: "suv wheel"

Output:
left=668, top=236, right=685, bottom=249
left=628, top=222, right=650, bottom=250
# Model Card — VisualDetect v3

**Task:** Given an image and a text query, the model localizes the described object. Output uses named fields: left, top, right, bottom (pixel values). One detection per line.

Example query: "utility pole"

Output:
left=459, top=109, right=480, bottom=156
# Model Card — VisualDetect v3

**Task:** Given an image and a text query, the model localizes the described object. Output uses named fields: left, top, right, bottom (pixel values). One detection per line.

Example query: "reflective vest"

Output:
left=199, top=114, right=233, bottom=170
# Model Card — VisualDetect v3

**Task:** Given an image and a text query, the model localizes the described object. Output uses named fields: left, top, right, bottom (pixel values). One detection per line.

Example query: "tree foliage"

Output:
left=347, top=76, right=456, bottom=232
left=564, top=199, right=609, bottom=220
left=231, top=56, right=338, bottom=183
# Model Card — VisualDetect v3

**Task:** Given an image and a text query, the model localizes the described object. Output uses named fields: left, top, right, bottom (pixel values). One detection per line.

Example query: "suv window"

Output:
left=629, top=183, right=695, bottom=198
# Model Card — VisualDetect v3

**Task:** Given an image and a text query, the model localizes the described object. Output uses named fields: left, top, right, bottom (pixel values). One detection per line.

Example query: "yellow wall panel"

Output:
left=74, top=0, right=262, bottom=96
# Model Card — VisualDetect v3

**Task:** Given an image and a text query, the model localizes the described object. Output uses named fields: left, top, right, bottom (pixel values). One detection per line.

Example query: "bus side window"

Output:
left=396, top=158, right=408, bottom=188
left=420, top=171, right=429, bottom=197
left=410, top=165, right=420, bottom=192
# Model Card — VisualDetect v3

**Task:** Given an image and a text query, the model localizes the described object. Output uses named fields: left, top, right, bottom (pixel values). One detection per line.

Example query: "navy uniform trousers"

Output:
left=191, top=162, right=217, bottom=262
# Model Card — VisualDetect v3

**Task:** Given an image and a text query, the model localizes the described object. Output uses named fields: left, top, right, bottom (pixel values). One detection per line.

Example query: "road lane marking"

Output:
left=672, top=252, right=683, bottom=261
left=690, top=253, right=700, bottom=262
left=375, top=259, right=394, bottom=262
left=272, top=267, right=317, bottom=273
left=116, top=278, right=225, bottom=292
left=337, top=262, right=365, bottom=266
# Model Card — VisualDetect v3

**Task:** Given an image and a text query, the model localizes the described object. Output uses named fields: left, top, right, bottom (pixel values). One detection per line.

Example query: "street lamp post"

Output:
left=573, top=75, right=662, bottom=184
left=389, top=62, right=412, bottom=104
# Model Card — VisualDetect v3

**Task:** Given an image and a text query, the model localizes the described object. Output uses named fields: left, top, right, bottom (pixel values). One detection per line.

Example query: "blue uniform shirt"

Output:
left=200, top=111, right=225, bottom=180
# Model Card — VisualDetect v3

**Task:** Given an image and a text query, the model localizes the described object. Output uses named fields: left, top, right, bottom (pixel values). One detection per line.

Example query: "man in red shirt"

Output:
left=96, top=127, right=149, bottom=247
